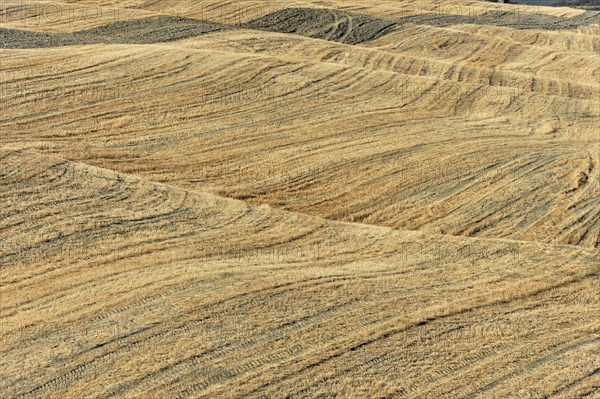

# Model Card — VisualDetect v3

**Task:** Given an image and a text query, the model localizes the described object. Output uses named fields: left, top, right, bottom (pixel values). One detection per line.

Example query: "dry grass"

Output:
left=1, top=148, right=598, bottom=398
left=2, top=31, right=598, bottom=246
left=1, top=1, right=599, bottom=398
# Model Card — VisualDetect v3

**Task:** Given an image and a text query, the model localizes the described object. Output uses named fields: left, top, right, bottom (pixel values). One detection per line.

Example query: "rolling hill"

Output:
left=1, top=0, right=599, bottom=398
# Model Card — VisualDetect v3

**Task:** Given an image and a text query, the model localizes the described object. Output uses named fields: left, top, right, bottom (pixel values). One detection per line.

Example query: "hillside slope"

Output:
left=1, top=32, right=598, bottom=246
left=1, top=0, right=599, bottom=398
left=1, top=148, right=598, bottom=398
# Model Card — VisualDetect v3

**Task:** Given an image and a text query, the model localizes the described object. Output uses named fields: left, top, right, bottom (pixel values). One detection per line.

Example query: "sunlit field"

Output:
left=1, top=1, right=599, bottom=398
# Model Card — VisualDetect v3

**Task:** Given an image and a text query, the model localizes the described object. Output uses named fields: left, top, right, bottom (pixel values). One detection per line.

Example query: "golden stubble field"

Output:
left=1, top=1, right=599, bottom=398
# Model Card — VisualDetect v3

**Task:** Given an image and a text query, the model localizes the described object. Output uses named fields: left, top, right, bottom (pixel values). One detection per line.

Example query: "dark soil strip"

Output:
left=78, top=16, right=232, bottom=44
left=242, top=8, right=600, bottom=43
left=1, top=9, right=598, bottom=49
left=1, top=29, right=89, bottom=49
left=400, top=9, right=600, bottom=30
left=239, top=8, right=398, bottom=45
left=1, top=16, right=231, bottom=49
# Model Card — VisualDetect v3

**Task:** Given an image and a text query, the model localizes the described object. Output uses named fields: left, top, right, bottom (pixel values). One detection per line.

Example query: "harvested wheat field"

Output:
left=1, top=0, right=599, bottom=398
